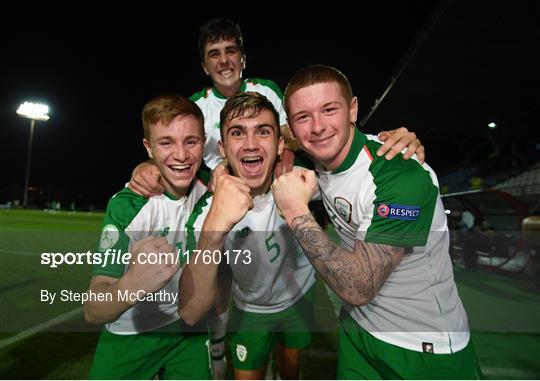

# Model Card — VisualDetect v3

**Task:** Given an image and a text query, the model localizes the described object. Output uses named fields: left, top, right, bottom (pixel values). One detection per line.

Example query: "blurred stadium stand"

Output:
left=493, top=161, right=540, bottom=199
left=442, top=160, right=539, bottom=282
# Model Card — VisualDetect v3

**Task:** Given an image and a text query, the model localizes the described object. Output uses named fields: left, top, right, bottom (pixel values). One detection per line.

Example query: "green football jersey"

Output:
left=317, top=128, right=469, bottom=354
left=93, top=180, right=208, bottom=334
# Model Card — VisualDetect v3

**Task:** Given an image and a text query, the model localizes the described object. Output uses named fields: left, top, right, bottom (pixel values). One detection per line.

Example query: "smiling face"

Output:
left=219, top=108, right=284, bottom=196
left=202, top=37, right=246, bottom=98
left=143, top=114, right=204, bottom=198
left=287, top=81, right=358, bottom=171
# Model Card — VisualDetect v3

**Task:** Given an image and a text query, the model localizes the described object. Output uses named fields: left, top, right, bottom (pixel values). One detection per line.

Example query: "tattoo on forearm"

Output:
left=291, top=213, right=403, bottom=305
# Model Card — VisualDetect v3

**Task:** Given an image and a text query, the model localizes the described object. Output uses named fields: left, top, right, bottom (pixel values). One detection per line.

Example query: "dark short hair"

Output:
left=219, top=92, right=280, bottom=141
left=142, top=95, right=204, bottom=140
left=197, top=18, right=245, bottom=61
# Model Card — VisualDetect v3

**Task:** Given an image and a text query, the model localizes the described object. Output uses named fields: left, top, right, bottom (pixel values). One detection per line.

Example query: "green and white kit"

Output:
left=187, top=191, right=315, bottom=313
left=93, top=181, right=208, bottom=334
left=90, top=181, right=211, bottom=379
left=186, top=191, right=316, bottom=369
left=317, top=128, right=470, bottom=354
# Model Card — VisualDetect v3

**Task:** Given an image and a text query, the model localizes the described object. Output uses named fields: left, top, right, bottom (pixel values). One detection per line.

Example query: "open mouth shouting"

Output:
left=240, top=156, right=264, bottom=176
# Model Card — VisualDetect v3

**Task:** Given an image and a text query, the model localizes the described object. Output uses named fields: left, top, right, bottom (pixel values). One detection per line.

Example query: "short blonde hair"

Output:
left=142, top=95, right=204, bottom=140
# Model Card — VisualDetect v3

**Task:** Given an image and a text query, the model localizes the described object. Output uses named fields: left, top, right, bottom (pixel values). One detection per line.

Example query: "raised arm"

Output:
left=271, top=169, right=403, bottom=306
left=178, top=175, right=252, bottom=325
left=274, top=126, right=425, bottom=179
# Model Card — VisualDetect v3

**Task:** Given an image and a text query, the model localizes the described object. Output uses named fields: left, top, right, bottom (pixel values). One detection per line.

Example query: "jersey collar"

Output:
left=212, top=80, right=248, bottom=100
left=331, top=127, right=366, bottom=174
left=163, top=180, right=196, bottom=201
left=163, top=191, right=181, bottom=201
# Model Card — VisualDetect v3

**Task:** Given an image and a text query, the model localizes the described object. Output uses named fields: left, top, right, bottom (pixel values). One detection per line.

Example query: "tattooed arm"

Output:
left=290, top=213, right=403, bottom=306
left=272, top=169, right=403, bottom=306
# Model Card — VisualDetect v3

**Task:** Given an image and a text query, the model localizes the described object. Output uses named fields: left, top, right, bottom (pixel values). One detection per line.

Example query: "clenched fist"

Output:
left=207, top=160, right=230, bottom=192
left=271, top=169, right=317, bottom=224
left=205, top=174, right=253, bottom=233
left=124, top=236, right=179, bottom=295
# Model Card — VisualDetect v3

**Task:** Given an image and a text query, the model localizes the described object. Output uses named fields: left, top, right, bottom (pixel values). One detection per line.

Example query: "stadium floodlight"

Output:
left=17, top=102, right=50, bottom=121
left=488, top=122, right=497, bottom=129
left=17, top=102, right=50, bottom=208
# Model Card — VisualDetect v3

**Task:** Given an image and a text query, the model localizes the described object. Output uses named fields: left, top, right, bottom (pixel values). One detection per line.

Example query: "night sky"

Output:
left=1, top=2, right=538, bottom=209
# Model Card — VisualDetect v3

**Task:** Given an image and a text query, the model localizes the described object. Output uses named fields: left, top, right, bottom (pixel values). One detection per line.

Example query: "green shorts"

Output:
left=230, top=286, right=315, bottom=370
left=89, top=319, right=211, bottom=380
left=337, top=309, right=482, bottom=380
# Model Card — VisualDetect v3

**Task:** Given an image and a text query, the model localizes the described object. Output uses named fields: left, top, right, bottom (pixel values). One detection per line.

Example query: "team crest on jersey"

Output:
left=236, top=344, right=248, bottom=362
left=98, top=224, right=119, bottom=250
left=334, top=197, right=352, bottom=223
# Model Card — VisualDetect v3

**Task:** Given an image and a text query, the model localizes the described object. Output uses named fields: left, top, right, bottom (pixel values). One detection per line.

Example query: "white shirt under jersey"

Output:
left=190, top=78, right=287, bottom=170
left=93, top=181, right=208, bottom=334
left=186, top=191, right=315, bottom=313
left=317, top=128, right=470, bottom=354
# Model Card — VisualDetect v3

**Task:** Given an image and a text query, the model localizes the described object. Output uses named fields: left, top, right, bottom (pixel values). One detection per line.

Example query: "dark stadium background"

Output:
left=0, top=1, right=538, bottom=210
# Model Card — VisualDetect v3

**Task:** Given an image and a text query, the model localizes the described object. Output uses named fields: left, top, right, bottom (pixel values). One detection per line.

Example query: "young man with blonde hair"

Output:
left=85, top=95, right=212, bottom=379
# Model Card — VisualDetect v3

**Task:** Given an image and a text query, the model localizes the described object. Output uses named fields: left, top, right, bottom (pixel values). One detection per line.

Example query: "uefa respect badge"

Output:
left=377, top=203, right=420, bottom=221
